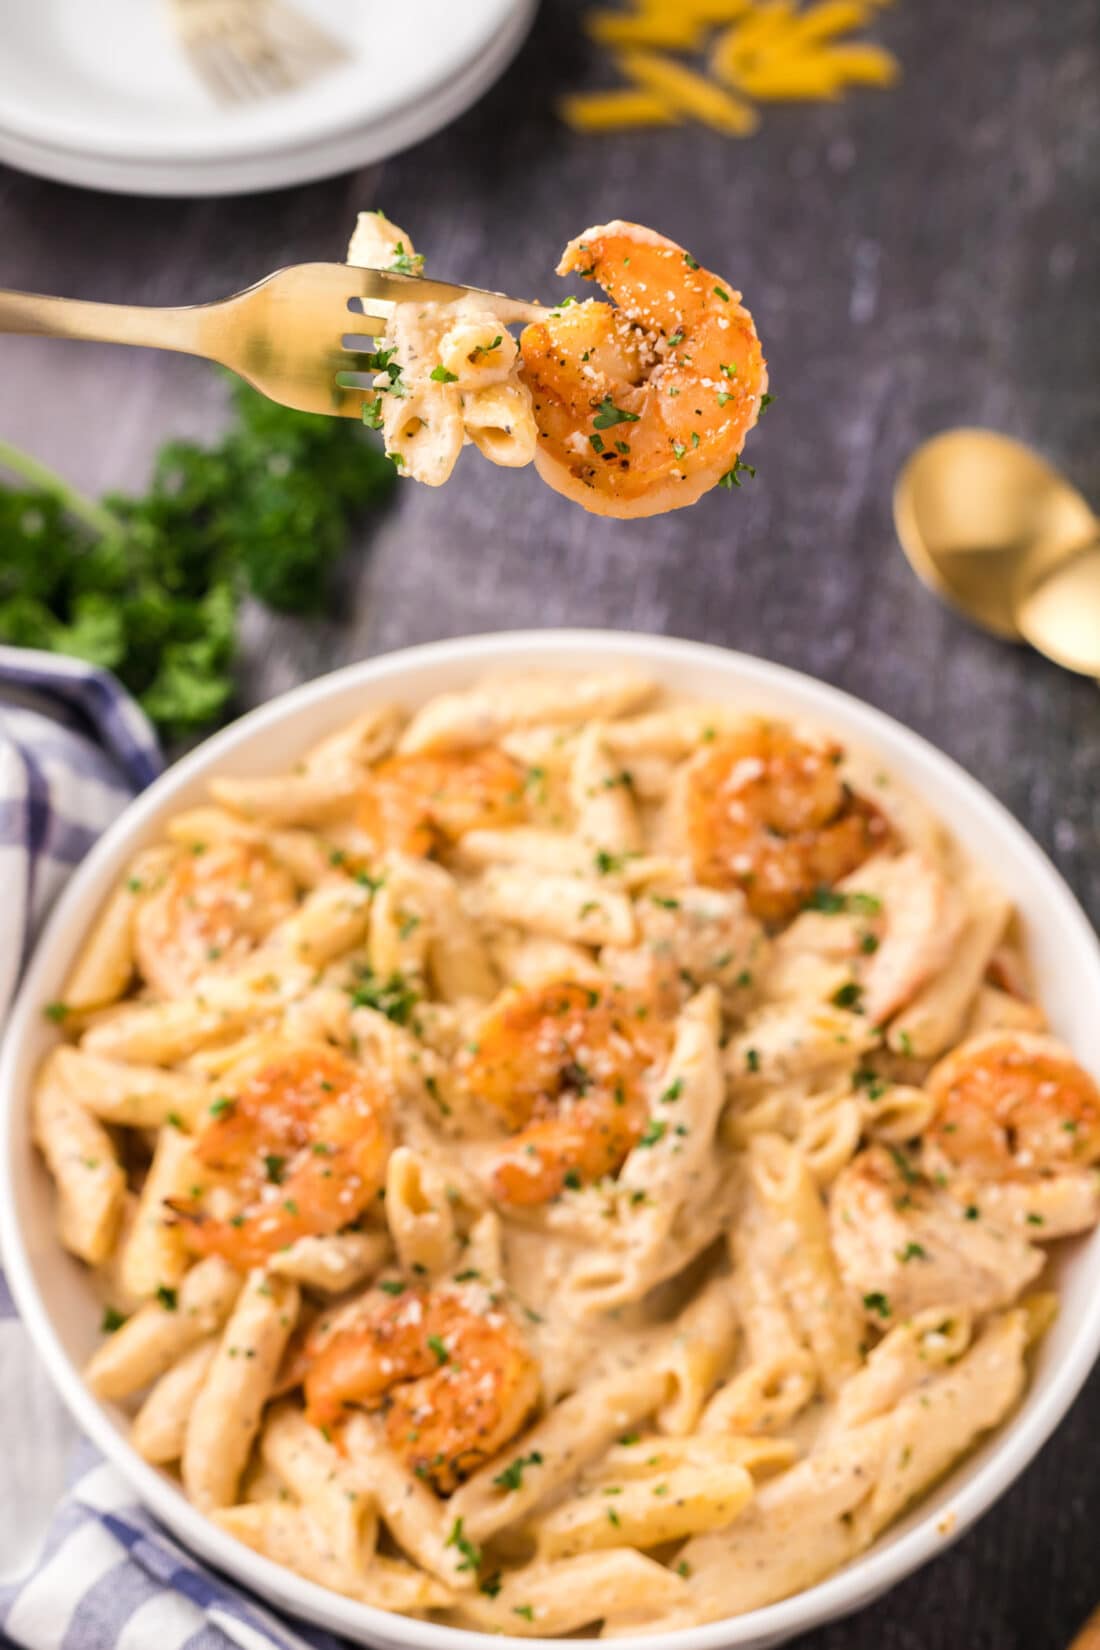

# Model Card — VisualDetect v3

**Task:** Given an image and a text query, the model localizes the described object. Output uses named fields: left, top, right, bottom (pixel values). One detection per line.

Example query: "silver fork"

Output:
left=0, top=266, right=545, bottom=419
left=168, top=0, right=350, bottom=104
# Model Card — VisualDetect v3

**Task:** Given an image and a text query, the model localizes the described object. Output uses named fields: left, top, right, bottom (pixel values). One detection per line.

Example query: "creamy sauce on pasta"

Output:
left=35, top=672, right=1100, bottom=1636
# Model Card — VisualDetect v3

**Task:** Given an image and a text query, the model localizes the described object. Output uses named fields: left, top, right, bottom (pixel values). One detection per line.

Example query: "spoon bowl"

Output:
left=893, top=428, right=1098, bottom=639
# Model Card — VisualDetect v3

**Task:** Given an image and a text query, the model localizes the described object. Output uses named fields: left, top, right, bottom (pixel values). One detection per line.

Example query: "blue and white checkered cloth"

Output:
left=0, top=648, right=342, bottom=1650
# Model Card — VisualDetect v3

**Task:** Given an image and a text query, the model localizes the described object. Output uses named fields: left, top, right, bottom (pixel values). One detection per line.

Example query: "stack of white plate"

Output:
left=0, top=0, right=537, bottom=196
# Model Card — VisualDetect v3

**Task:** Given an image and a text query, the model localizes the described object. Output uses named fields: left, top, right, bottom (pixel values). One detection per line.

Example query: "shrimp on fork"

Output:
left=519, top=221, right=767, bottom=518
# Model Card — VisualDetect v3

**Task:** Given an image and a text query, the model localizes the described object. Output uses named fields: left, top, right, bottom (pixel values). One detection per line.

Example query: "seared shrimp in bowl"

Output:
left=302, top=1275, right=540, bottom=1492
left=31, top=659, right=1100, bottom=1638
left=519, top=221, right=767, bottom=518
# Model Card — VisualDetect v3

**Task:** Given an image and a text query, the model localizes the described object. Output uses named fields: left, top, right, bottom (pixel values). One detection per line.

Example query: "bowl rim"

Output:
left=3, top=626, right=1100, bottom=1650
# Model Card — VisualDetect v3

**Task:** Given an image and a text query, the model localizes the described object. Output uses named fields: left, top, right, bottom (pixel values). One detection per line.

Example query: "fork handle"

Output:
left=0, top=288, right=209, bottom=358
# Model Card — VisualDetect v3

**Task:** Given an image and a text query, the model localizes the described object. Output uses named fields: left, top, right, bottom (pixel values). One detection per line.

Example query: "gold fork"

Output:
left=0, top=266, right=546, bottom=419
left=168, top=0, right=350, bottom=104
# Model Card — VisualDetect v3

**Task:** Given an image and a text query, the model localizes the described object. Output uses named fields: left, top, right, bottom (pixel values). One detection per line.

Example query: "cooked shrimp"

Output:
left=519, top=221, right=766, bottom=519
left=134, top=841, right=297, bottom=997
left=685, top=725, right=888, bottom=927
left=461, top=981, right=669, bottom=1204
left=925, top=1032, right=1100, bottom=1183
left=829, top=1144, right=1043, bottom=1319
left=181, top=1044, right=391, bottom=1269
left=358, top=748, right=527, bottom=857
left=303, top=1279, right=539, bottom=1492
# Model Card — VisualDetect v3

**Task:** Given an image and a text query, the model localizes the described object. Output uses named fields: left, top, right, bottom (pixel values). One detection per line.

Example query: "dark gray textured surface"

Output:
left=1, top=0, right=1098, bottom=1642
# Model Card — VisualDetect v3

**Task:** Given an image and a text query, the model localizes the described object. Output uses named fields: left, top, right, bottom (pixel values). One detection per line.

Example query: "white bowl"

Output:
left=3, top=629, right=1099, bottom=1650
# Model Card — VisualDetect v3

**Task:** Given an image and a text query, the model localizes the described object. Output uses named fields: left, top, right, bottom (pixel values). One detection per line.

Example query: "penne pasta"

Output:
left=131, top=1335, right=218, bottom=1463
left=182, top=1271, right=299, bottom=1512
left=33, top=1055, right=126, bottom=1265
left=86, top=1255, right=242, bottom=1400
left=30, top=674, right=1097, bottom=1633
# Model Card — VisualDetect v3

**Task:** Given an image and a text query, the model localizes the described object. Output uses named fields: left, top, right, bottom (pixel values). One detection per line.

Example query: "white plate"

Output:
left=0, top=0, right=535, bottom=196
left=3, top=630, right=1100, bottom=1650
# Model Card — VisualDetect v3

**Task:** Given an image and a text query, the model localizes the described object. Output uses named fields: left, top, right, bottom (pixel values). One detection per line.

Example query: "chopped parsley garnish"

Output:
left=263, top=1154, right=286, bottom=1185
left=592, top=398, right=640, bottom=431
left=804, top=886, right=847, bottom=913
left=759, top=392, right=774, bottom=414
left=718, top=456, right=756, bottom=489
left=639, top=1119, right=667, bottom=1148
left=590, top=432, right=605, bottom=454
left=471, top=335, right=503, bottom=359
left=349, top=966, right=418, bottom=1026
left=513, top=1605, right=535, bottom=1621
left=717, top=392, right=733, bottom=406
left=156, top=1286, right=178, bottom=1312
left=660, top=1078, right=684, bottom=1105
left=618, top=1431, right=640, bottom=1446
left=607, top=1506, right=622, bottom=1527
left=445, top=1517, right=482, bottom=1572
left=720, top=362, right=737, bottom=378
left=378, top=1279, right=405, bottom=1296
left=43, top=1001, right=69, bottom=1024
left=888, top=1145, right=920, bottom=1185
left=852, top=1066, right=887, bottom=1101
left=387, top=242, right=424, bottom=277
left=428, top=1334, right=450, bottom=1365
left=209, top=1096, right=235, bottom=1118
left=672, top=441, right=687, bottom=460
left=683, top=252, right=700, bottom=270
left=860, top=931, right=880, bottom=954
left=863, top=1291, right=891, bottom=1319
left=430, top=364, right=459, bottom=384
left=563, top=1168, right=583, bottom=1190
left=713, top=285, right=730, bottom=302
left=594, top=849, right=626, bottom=875
left=667, top=331, right=684, bottom=346
left=492, top=1451, right=544, bottom=1491
left=965, top=1204, right=981, bottom=1220
left=897, top=1241, right=927, bottom=1262
left=100, top=1306, right=128, bottom=1334
left=480, top=1572, right=503, bottom=1598
left=745, top=1047, right=761, bottom=1074
left=832, top=981, right=864, bottom=1010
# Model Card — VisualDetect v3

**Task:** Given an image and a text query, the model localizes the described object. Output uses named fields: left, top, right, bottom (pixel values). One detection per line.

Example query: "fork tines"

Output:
left=169, top=0, right=350, bottom=106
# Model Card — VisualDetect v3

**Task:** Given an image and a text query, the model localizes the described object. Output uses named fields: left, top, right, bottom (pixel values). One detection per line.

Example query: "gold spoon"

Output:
left=893, top=428, right=1100, bottom=674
